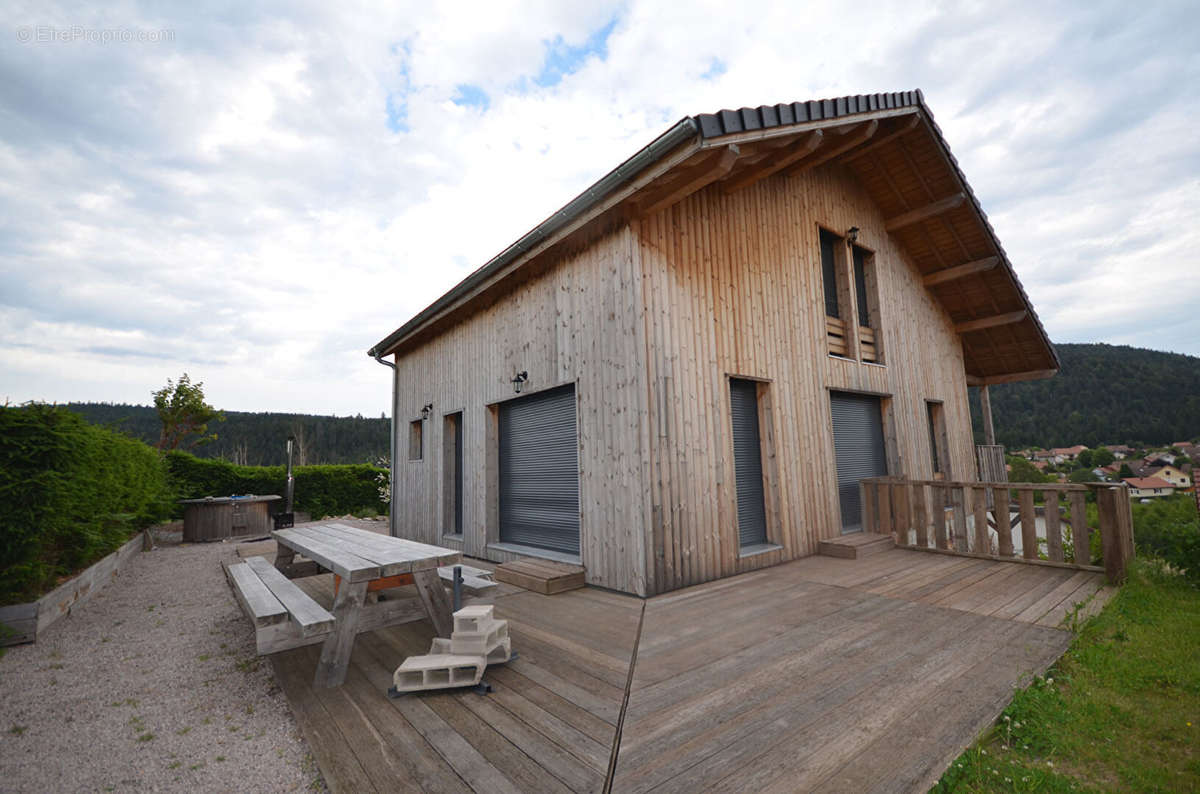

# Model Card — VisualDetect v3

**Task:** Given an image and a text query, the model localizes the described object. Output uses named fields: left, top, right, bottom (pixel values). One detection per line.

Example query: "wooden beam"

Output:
left=842, top=113, right=920, bottom=162
left=978, top=384, right=996, bottom=446
left=884, top=192, right=967, bottom=232
left=922, top=256, right=1000, bottom=287
left=721, top=130, right=823, bottom=194
left=780, top=120, right=879, bottom=178
left=955, top=310, right=1027, bottom=334
left=635, top=145, right=741, bottom=216
left=965, top=368, right=1058, bottom=387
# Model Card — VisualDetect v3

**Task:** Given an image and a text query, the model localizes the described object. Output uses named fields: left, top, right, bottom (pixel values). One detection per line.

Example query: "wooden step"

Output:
left=818, top=533, right=895, bottom=560
left=493, top=559, right=585, bottom=595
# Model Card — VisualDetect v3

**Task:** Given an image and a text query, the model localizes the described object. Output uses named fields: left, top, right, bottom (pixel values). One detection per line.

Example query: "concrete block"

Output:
left=453, top=604, right=495, bottom=634
left=450, top=619, right=509, bottom=656
left=391, top=653, right=485, bottom=693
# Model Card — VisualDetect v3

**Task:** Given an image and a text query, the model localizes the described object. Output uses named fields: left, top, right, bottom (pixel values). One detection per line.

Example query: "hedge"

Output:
left=165, top=451, right=387, bottom=520
left=0, top=404, right=172, bottom=605
left=1132, top=494, right=1200, bottom=584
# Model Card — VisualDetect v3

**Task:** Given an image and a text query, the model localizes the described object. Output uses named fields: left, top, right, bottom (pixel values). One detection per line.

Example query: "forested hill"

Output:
left=971, top=343, right=1200, bottom=449
left=65, top=403, right=389, bottom=466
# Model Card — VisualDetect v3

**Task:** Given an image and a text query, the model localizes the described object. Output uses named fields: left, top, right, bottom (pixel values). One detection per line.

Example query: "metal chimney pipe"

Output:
left=285, top=436, right=295, bottom=513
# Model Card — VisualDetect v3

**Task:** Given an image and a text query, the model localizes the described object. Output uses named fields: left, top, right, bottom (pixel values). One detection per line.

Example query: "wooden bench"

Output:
left=226, top=556, right=335, bottom=654
left=227, top=557, right=496, bottom=656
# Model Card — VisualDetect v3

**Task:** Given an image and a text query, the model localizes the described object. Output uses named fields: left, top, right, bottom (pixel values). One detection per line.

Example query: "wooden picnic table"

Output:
left=271, top=522, right=462, bottom=688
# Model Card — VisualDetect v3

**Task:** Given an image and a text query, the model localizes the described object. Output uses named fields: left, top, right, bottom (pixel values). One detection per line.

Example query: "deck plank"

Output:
left=262, top=549, right=1115, bottom=794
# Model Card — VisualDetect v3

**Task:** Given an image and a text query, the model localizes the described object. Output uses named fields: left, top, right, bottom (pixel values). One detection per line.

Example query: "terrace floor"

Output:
left=257, top=546, right=1114, bottom=793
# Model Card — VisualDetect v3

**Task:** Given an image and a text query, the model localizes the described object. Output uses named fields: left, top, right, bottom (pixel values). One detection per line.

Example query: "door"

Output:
left=830, top=392, right=889, bottom=532
left=499, top=384, right=580, bottom=555
left=730, top=379, right=768, bottom=547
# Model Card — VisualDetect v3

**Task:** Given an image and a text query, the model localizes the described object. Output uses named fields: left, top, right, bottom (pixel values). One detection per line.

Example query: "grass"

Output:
left=934, top=559, right=1200, bottom=792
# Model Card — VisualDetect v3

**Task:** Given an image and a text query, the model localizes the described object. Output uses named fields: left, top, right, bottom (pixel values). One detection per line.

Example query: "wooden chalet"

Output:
left=369, top=90, right=1058, bottom=597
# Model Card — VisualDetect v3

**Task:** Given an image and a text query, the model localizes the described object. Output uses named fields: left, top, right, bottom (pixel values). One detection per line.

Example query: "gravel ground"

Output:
left=0, top=524, right=346, bottom=793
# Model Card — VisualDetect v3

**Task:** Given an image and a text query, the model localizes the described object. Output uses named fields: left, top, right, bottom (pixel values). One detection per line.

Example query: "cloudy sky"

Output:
left=1, top=0, right=1197, bottom=416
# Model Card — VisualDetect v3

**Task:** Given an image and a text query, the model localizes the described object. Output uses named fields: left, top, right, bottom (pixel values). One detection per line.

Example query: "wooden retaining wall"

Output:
left=0, top=532, right=145, bottom=646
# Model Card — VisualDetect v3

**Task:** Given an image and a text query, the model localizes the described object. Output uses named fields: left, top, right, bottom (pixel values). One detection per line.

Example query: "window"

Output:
left=408, top=419, right=423, bottom=460
left=852, top=246, right=870, bottom=327
left=852, top=244, right=883, bottom=364
left=819, top=229, right=841, bottom=319
left=443, top=412, right=463, bottom=535
left=729, top=378, right=769, bottom=548
left=927, top=401, right=947, bottom=477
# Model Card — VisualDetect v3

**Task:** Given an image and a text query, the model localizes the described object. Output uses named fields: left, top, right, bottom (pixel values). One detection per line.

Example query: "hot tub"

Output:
left=179, top=495, right=282, bottom=542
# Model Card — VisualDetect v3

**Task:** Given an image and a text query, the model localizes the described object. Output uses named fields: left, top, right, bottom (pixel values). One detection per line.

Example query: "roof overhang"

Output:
left=370, top=90, right=1058, bottom=384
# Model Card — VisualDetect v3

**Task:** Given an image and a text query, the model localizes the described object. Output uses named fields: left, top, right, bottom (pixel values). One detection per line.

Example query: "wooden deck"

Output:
left=259, top=548, right=1113, bottom=793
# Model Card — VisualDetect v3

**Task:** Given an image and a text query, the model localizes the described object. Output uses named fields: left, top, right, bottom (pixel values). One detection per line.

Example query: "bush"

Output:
left=1132, top=495, right=1200, bottom=584
left=0, top=404, right=172, bottom=605
left=164, top=451, right=387, bottom=520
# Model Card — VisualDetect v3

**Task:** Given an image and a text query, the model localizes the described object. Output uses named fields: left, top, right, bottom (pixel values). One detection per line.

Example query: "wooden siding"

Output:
left=637, top=162, right=976, bottom=594
left=390, top=227, right=653, bottom=596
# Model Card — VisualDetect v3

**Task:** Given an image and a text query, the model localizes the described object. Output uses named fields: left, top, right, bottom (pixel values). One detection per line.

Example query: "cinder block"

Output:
left=486, top=636, right=512, bottom=665
left=453, top=604, right=495, bottom=635
left=391, top=653, right=485, bottom=693
left=450, top=619, right=509, bottom=656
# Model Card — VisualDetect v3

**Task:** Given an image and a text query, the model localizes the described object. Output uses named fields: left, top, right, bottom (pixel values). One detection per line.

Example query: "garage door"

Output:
left=499, top=384, right=580, bottom=555
left=830, top=392, right=888, bottom=532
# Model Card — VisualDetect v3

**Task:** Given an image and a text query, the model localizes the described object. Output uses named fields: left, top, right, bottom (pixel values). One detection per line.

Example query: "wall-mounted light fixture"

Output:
left=511, top=371, right=528, bottom=394
left=420, top=403, right=433, bottom=419
left=846, top=226, right=859, bottom=245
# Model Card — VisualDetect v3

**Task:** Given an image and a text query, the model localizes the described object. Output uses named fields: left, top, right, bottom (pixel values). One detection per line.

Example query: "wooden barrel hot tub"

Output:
left=180, top=495, right=282, bottom=542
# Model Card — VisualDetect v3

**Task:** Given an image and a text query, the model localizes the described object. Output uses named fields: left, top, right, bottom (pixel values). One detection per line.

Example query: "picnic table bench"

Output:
left=225, top=522, right=495, bottom=688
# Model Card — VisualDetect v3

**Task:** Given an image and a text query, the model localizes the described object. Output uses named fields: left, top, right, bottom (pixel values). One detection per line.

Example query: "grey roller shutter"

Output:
left=499, top=385, right=580, bottom=555
left=830, top=392, right=888, bottom=532
left=730, top=379, right=768, bottom=547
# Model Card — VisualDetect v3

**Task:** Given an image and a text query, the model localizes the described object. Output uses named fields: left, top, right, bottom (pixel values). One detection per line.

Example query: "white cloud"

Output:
left=0, top=0, right=1196, bottom=415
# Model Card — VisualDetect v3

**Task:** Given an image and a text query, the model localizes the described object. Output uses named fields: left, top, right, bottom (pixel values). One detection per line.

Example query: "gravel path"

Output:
left=0, top=527, right=330, bottom=793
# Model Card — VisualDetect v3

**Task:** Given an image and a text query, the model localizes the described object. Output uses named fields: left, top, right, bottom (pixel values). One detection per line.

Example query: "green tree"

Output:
left=152, top=374, right=224, bottom=451
left=1077, top=449, right=1094, bottom=467
left=1119, top=463, right=1135, bottom=478
left=1092, top=447, right=1115, bottom=467
left=1068, top=468, right=1099, bottom=484
left=1007, top=456, right=1050, bottom=483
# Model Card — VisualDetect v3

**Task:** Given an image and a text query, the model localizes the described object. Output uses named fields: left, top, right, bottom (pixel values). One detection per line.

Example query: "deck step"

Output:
left=818, top=533, right=895, bottom=559
left=494, top=559, right=585, bottom=595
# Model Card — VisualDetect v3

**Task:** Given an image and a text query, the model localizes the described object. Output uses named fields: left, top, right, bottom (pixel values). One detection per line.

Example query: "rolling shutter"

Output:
left=830, top=392, right=888, bottom=532
left=499, top=385, right=580, bottom=555
left=730, top=379, right=768, bottom=547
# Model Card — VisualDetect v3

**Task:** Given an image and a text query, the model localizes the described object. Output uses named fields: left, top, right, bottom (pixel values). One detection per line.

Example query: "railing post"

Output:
left=951, top=485, right=968, bottom=551
left=993, top=484, right=1013, bottom=557
left=878, top=480, right=893, bottom=538
left=913, top=483, right=928, bottom=548
left=1069, top=491, right=1089, bottom=564
left=1019, top=489, right=1038, bottom=560
left=932, top=484, right=948, bottom=549
left=861, top=480, right=877, bottom=534
left=972, top=486, right=989, bottom=554
left=1045, top=491, right=1064, bottom=562
left=1095, top=484, right=1133, bottom=584
left=893, top=481, right=910, bottom=546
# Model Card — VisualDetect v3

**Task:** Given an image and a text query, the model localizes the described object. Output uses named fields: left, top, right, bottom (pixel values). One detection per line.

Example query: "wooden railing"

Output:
left=859, top=477, right=1134, bottom=584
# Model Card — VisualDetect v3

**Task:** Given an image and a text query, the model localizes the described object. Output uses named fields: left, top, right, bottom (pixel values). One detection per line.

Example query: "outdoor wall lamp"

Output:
left=421, top=403, right=432, bottom=419
left=846, top=226, right=859, bottom=245
left=512, top=371, right=528, bottom=394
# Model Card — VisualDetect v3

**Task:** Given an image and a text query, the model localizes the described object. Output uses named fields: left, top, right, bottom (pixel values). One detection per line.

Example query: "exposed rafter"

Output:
left=841, top=113, right=920, bottom=163
left=884, top=192, right=967, bottom=231
left=634, top=145, right=741, bottom=216
left=780, top=120, right=879, bottom=178
left=922, top=256, right=1000, bottom=287
left=955, top=310, right=1027, bottom=334
left=721, top=130, right=823, bottom=194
